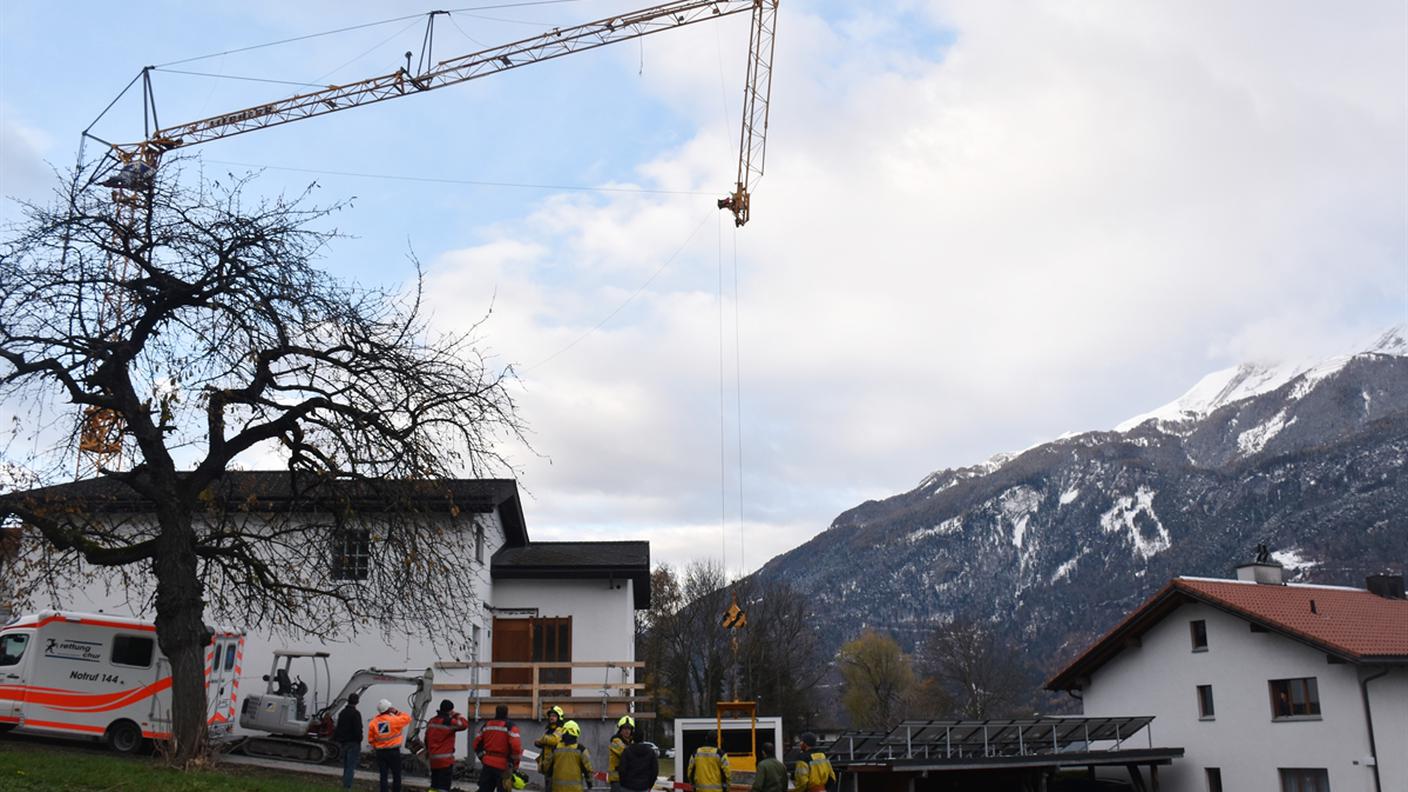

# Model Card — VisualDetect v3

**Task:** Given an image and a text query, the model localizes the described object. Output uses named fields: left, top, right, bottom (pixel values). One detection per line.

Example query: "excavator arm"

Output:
left=316, top=667, right=435, bottom=734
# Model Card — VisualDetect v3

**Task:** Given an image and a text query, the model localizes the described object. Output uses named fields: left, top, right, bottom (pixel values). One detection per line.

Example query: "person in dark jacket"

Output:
left=334, top=693, right=364, bottom=789
left=617, top=734, right=659, bottom=792
left=750, top=743, right=787, bottom=792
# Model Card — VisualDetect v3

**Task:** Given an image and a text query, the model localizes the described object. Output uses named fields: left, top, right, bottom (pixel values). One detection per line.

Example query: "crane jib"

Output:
left=113, top=0, right=764, bottom=158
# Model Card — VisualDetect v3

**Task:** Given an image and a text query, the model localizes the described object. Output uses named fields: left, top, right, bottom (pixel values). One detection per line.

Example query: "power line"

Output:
left=732, top=223, right=746, bottom=574
left=446, top=13, right=490, bottom=49
left=203, top=160, right=714, bottom=196
left=155, top=13, right=428, bottom=68
left=527, top=210, right=715, bottom=372
left=153, top=2, right=586, bottom=69
left=718, top=211, right=728, bottom=576
left=446, top=0, right=587, bottom=11
left=314, top=19, right=426, bottom=84
left=153, top=68, right=330, bottom=90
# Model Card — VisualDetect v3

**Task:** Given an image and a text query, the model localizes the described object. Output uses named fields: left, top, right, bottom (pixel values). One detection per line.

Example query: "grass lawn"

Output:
left=0, top=740, right=345, bottom=791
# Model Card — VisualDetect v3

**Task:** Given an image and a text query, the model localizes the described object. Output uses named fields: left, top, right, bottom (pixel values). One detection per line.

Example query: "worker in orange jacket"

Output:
left=426, top=699, right=470, bottom=791
left=474, top=704, right=523, bottom=792
left=368, top=698, right=414, bottom=792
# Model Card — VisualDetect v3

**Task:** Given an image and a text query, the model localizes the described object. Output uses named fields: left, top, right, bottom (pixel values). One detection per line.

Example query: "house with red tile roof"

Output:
left=1047, top=558, right=1407, bottom=792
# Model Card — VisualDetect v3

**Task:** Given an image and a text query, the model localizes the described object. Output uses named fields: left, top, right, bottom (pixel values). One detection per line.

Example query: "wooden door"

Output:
left=491, top=618, right=532, bottom=700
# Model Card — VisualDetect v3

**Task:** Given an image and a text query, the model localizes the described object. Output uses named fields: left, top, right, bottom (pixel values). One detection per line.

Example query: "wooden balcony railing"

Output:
left=432, top=660, right=653, bottom=721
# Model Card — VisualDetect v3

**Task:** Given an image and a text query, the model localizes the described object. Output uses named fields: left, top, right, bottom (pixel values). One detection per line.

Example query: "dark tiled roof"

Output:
left=492, top=541, right=651, bottom=609
left=0, top=471, right=528, bottom=547
left=1047, top=576, right=1408, bottom=690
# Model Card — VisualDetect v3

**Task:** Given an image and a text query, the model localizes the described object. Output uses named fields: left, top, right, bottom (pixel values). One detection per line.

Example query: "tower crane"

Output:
left=77, top=0, right=780, bottom=463
left=87, top=0, right=778, bottom=225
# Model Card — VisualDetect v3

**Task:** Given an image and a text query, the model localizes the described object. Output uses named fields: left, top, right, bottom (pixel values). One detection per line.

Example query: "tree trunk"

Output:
left=152, top=509, right=212, bottom=764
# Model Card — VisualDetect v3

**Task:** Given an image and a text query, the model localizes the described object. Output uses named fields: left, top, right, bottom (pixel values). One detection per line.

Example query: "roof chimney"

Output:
left=1366, top=573, right=1406, bottom=599
left=1235, top=543, right=1284, bottom=585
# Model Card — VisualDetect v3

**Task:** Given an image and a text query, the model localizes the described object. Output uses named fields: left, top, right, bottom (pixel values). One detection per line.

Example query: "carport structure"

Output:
left=825, top=717, right=1183, bottom=792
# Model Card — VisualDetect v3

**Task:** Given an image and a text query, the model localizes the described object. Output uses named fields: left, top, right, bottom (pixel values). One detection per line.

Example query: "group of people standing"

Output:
left=332, top=693, right=472, bottom=792
left=329, top=697, right=835, bottom=792
left=533, top=707, right=660, bottom=792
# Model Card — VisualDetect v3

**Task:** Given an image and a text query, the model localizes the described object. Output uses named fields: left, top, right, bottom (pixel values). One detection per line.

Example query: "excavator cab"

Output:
left=240, top=651, right=333, bottom=737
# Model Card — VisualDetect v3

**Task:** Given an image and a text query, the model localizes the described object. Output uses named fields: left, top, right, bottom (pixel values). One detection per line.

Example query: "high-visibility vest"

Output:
left=793, top=752, right=835, bottom=792
left=608, top=736, right=627, bottom=782
left=425, top=713, right=469, bottom=769
left=688, top=747, right=729, bottom=792
left=536, top=725, right=563, bottom=771
left=368, top=710, right=412, bottom=750
left=548, top=743, right=594, bottom=790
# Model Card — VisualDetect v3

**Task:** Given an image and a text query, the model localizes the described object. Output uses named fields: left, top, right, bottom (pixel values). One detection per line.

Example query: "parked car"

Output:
left=640, top=741, right=662, bottom=757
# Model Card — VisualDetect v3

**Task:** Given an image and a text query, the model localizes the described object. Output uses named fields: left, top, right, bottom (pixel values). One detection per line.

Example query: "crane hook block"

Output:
left=718, top=183, right=750, bottom=227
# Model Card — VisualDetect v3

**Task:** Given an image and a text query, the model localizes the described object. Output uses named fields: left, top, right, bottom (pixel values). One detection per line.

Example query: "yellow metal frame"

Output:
left=715, top=700, right=758, bottom=773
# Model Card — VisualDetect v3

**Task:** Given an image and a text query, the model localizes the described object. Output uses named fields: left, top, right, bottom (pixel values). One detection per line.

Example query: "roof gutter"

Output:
left=1360, top=666, right=1390, bottom=792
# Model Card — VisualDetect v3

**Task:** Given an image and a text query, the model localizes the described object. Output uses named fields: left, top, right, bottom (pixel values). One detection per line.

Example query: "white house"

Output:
left=0, top=472, right=651, bottom=745
left=1047, top=561, right=1408, bottom=792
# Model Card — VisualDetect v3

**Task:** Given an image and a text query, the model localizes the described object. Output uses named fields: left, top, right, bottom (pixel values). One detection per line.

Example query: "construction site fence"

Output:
left=432, top=660, right=653, bottom=721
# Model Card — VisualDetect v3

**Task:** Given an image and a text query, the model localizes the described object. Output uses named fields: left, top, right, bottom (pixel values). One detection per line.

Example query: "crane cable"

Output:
left=152, top=1, right=587, bottom=69
left=527, top=209, right=716, bottom=372
left=202, top=159, right=713, bottom=196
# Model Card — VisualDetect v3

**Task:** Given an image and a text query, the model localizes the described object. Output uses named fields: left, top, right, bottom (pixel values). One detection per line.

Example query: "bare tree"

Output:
left=915, top=619, right=1034, bottom=719
left=736, top=577, right=825, bottom=735
left=637, top=564, right=824, bottom=739
left=0, top=166, right=522, bottom=762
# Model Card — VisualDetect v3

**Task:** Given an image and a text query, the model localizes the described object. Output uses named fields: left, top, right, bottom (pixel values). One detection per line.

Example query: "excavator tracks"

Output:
left=237, top=736, right=336, bottom=764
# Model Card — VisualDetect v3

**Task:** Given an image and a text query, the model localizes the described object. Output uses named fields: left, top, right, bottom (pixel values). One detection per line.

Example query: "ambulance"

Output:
left=0, top=610, right=244, bottom=752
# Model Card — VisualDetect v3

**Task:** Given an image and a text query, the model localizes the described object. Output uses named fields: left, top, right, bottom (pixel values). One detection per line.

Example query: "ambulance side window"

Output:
left=111, top=635, right=154, bottom=668
left=224, top=644, right=236, bottom=671
left=0, top=634, right=28, bottom=666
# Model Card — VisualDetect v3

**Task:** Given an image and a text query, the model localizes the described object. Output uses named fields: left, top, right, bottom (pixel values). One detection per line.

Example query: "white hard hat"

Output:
left=377, top=699, right=393, bottom=713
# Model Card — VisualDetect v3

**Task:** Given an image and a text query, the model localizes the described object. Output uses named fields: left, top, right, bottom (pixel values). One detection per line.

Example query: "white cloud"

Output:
left=416, top=1, right=1406, bottom=575
left=0, top=107, right=54, bottom=210
left=5, top=2, right=1390, bottom=575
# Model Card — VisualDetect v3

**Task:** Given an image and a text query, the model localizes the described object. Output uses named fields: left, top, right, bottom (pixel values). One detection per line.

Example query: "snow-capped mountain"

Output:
left=1117, top=326, right=1406, bottom=431
left=755, top=327, right=1408, bottom=676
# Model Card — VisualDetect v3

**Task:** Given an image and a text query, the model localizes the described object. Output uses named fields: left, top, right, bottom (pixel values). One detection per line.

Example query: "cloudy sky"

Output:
left=2, top=1, right=1405, bottom=574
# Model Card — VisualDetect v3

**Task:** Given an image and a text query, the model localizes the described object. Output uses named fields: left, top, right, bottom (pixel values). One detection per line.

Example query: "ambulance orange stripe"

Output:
left=27, top=718, right=169, bottom=740
left=23, top=719, right=106, bottom=734
left=0, top=685, right=134, bottom=707
left=4, top=616, right=157, bottom=632
left=23, top=677, right=172, bottom=713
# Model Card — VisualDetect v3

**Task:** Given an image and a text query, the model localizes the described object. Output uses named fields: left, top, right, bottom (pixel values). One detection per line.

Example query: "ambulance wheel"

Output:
left=105, top=720, right=143, bottom=754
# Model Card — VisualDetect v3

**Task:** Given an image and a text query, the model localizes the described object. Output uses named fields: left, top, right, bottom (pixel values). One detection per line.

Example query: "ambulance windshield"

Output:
left=0, top=633, right=27, bottom=666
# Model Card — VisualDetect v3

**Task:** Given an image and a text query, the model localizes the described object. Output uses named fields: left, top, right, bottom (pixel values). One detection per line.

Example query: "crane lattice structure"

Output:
left=78, top=0, right=780, bottom=466
left=88, top=0, right=777, bottom=226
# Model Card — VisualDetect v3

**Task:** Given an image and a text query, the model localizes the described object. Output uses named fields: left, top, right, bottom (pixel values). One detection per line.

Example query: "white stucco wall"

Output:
left=13, top=503, right=647, bottom=744
left=44, top=509, right=507, bottom=730
left=489, top=577, right=637, bottom=691
left=1080, top=599, right=1403, bottom=792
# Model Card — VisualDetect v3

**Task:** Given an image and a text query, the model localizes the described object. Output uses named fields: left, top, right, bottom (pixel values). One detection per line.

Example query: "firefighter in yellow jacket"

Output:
left=608, top=715, right=634, bottom=792
left=544, top=720, right=595, bottom=792
left=536, top=705, right=567, bottom=792
left=686, top=733, right=730, bottom=792
left=792, top=734, right=834, bottom=792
